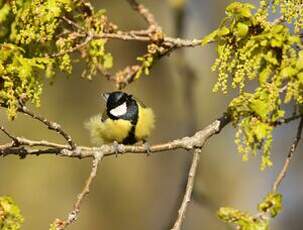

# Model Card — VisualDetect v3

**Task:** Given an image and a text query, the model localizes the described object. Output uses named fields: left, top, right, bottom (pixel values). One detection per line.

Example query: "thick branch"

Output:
left=0, top=114, right=230, bottom=159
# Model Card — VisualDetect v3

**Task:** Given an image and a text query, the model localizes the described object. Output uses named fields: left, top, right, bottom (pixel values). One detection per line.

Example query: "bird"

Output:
left=85, top=91, right=155, bottom=146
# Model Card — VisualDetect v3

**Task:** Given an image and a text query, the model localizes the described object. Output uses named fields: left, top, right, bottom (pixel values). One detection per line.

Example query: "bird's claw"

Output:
left=143, top=141, right=151, bottom=156
left=113, top=141, right=121, bottom=158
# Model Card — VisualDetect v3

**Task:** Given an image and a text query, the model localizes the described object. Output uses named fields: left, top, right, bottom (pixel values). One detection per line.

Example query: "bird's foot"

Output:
left=113, top=141, right=122, bottom=158
left=143, top=141, right=151, bottom=156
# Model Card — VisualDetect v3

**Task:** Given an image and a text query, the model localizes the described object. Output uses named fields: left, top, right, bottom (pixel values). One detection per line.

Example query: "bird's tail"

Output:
left=84, top=115, right=105, bottom=146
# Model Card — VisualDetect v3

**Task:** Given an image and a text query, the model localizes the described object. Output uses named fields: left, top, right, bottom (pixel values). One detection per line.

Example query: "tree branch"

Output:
left=0, top=113, right=231, bottom=159
left=126, top=0, right=161, bottom=32
left=51, top=31, right=201, bottom=56
left=254, top=117, right=303, bottom=222
left=171, top=148, right=201, bottom=230
left=0, top=111, right=230, bottom=229
left=0, top=126, right=19, bottom=144
left=54, top=152, right=103, bottom=229
left=18, top=104, right=77, bottom=150
left=168, top=2, right=201, bottom=229
left=51, top=32, right=93, bottom=58
left=272, top=116, right=303, bottom=192
left=60, top=16, right=86, bottom=31
left=45, top=0, right=202, bottom=89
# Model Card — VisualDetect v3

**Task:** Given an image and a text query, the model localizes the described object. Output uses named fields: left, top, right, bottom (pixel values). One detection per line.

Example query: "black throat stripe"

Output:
left=122, top=125, right=137, bottom=144
left=122, top=101, right=139, bottom=144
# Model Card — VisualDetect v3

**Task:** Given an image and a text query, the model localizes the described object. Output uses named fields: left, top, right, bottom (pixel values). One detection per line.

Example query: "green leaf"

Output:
left=218, top=26, right=230, bottom=36
left=226, top=2, right=255, bottom=18
left=271, top=25, right=284, bottom=33
left=296, top=51, right=303, bottom=70
left=249, top=99, right=269, bottom=120
left=217, top=207, right=268, bottom=230
left=258, top=67, right=271, bottom=84
left=281, top=67, right=297, bottom=78
left=236, top=22, right=249, bottom=37
left=254, top=122, right=270, bottom=141
left=270, top=38, right=282, bottom=47
left=258, top=193, right=282, bottom=218
left=103, top=53, right=113, bottom=69
left=298, top=72, right=303, bottom=83
left=0, top=196, right=24, bottom=230
left=0, top=4, right=10, bottom=23
left=201, top=29, right=218, bottom=46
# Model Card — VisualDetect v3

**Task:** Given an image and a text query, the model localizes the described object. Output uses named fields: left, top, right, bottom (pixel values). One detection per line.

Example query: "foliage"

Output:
left=135, top=43, right=163, bottom=80
left=217, top=193, right=282, bottom=230
left=0, top=0, right=113, bottom=119
left=11, top=0, right=72, bottom=44
left=257, top=193, right=282, bottom=218
left=49, top=223, right=58, bottom=230
left=202, top=1, right=303, bottom=169
left=0, top=196, right=24, bottom=230
left=271, top=0, right=303, bottom=33
left=217, top=207, right=268, bottom=230
left=0, top=0, right=302, bottom=228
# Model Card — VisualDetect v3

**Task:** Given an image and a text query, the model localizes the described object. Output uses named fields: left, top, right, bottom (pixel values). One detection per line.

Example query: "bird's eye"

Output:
left=109, top=102, right=127, bottom=117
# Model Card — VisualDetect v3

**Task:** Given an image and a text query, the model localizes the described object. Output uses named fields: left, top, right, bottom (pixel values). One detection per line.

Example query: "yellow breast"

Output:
left=85, top=115, right=132, bottom=145
left=135, top=105, right=155, bottom=141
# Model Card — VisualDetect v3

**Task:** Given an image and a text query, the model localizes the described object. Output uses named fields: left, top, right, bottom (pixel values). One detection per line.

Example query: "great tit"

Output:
left=86, top=91, right=155, bottom=145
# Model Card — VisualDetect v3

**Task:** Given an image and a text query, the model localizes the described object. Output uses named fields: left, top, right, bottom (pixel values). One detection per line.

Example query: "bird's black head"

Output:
left=102, top=91, right=138, bottom=123
left=103, top=91, right=129, bottom=110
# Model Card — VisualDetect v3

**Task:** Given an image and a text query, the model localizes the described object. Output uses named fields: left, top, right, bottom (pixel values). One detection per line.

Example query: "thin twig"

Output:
left=126, top=0, right=161, bottom=31
left=14, top=137, right=67, bottom=148
left=47, top=29, right=201, bottom=69
left=60, top=16, right=86, bottom=31
left=272, top=117, right=303, bottom=192
left=55, top=152, right=103, bottom=230
left=271, top=114, right=302, bottom=126
left=18, top=105, right=77, bottom=150
left=0, top=126, right=19, bottom=144
left=51, top=32, right=93, bottom=58
left=0, top=142, right=15, bottom=151
left=168, top=3, right=200, bottom=229
left=95, top=32, right=201, bottom=47
left=43, top=0, right=202, bottom=90
left=254, top=117, right=303, bottom=222
left=272, top=16, right=284, bottom=25
left=171, top=148, right=201, bottom=230
left=54, top=31, right=201, bottom=51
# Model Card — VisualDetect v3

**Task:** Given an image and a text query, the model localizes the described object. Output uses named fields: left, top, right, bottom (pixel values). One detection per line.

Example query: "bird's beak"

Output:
left=102, top=93, right=109, bottom=102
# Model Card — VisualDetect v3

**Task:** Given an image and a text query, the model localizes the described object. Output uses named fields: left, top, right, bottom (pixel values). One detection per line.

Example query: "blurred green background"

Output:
left=1, top=0, right=303, bottom=229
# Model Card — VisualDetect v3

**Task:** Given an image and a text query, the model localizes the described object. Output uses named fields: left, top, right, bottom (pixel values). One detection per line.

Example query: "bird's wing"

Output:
left=101, top=111, right=109, bottom=122
left=133, top=96, right=147, bottom=108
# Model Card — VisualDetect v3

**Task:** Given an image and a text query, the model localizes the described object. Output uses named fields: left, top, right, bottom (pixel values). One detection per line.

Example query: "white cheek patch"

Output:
left=110, top=102, right=127, bottom=117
